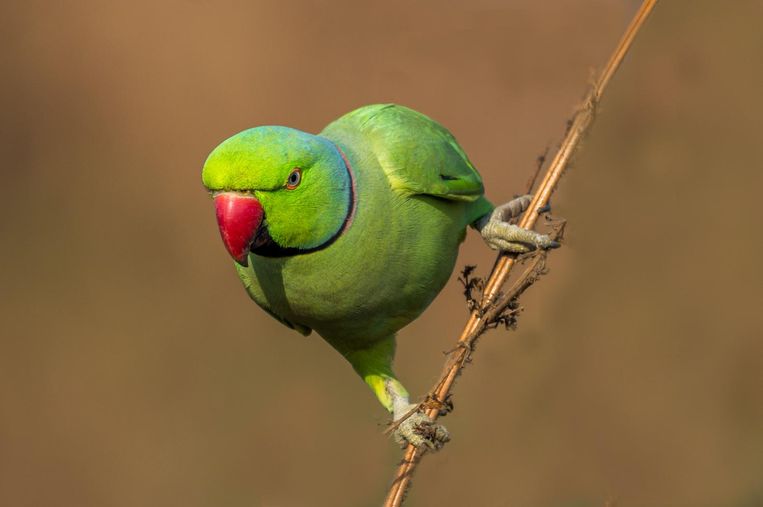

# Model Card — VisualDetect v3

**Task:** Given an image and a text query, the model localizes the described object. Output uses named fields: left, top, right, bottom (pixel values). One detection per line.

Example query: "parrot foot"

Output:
left=392, top=404, right=450, bottom=451
left=476, top=195, right=560, bottom=253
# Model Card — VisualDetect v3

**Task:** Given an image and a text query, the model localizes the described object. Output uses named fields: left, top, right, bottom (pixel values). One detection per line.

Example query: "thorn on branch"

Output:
left=493, top=302, right=521, bottom=331
left=459, top=265, right=485, bottom=315
left=439, top=395, right=454, bottom=417
left=536, top=148, right=548, bottom=171
left=525, top=146, right=549, bottom=193
left=564, top=117, right=575, bottom=136
left=442, top=339, right=474, bottom=357
left=421, top=394, right=454, bottom=417
left=544, top=216, right=568, bottom=241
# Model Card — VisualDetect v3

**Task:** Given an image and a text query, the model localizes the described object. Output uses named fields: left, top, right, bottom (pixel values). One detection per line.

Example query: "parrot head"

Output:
left=202, top=126, right=354, bottom=265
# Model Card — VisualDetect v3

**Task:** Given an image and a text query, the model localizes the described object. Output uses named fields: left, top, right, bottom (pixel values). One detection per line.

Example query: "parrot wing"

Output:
left=323, top=104, right=485, bottom=202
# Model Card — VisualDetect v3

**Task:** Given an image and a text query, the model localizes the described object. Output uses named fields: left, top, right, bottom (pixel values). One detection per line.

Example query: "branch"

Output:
left=382, top=1, right=658, bottom=505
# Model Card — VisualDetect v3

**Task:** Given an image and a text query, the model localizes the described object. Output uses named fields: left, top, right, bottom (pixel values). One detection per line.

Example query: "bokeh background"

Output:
left=1, top=1, right=761, bottom=506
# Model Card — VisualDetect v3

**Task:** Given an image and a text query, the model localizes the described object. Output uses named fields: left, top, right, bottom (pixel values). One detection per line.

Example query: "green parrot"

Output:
left=202, top=104, right=557, bottom=449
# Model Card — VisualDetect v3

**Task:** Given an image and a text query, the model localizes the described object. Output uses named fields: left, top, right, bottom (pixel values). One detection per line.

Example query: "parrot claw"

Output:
left=476, top=195, right=560, bottom=253
left=392, top=407, right=450, bottom=451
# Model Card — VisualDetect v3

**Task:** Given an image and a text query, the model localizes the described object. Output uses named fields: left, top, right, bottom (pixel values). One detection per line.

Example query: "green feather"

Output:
left=203, top=104, right=494, bottom=412
left=323, top=104, right=487, bottom=201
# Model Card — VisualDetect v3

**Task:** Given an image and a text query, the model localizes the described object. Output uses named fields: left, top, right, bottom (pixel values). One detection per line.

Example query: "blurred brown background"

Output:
left=1, top=1, right=761, bottom=506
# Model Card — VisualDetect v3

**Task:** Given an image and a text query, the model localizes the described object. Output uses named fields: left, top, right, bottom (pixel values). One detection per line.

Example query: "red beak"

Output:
left=213, top=192, right=264, bottom=266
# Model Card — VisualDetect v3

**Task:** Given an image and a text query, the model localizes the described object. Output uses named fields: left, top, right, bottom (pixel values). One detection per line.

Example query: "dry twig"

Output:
left=382, top=1, right=658, bottom=505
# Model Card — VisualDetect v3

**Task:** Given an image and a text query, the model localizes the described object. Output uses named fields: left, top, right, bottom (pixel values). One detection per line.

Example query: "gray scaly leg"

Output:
left=475, top=194, right=559, bottom=253
left=386, top=379, right=450, bottom=450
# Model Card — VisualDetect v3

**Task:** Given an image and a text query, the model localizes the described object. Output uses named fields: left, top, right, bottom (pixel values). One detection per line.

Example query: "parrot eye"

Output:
left=286, top=168, right=302, bottom=189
